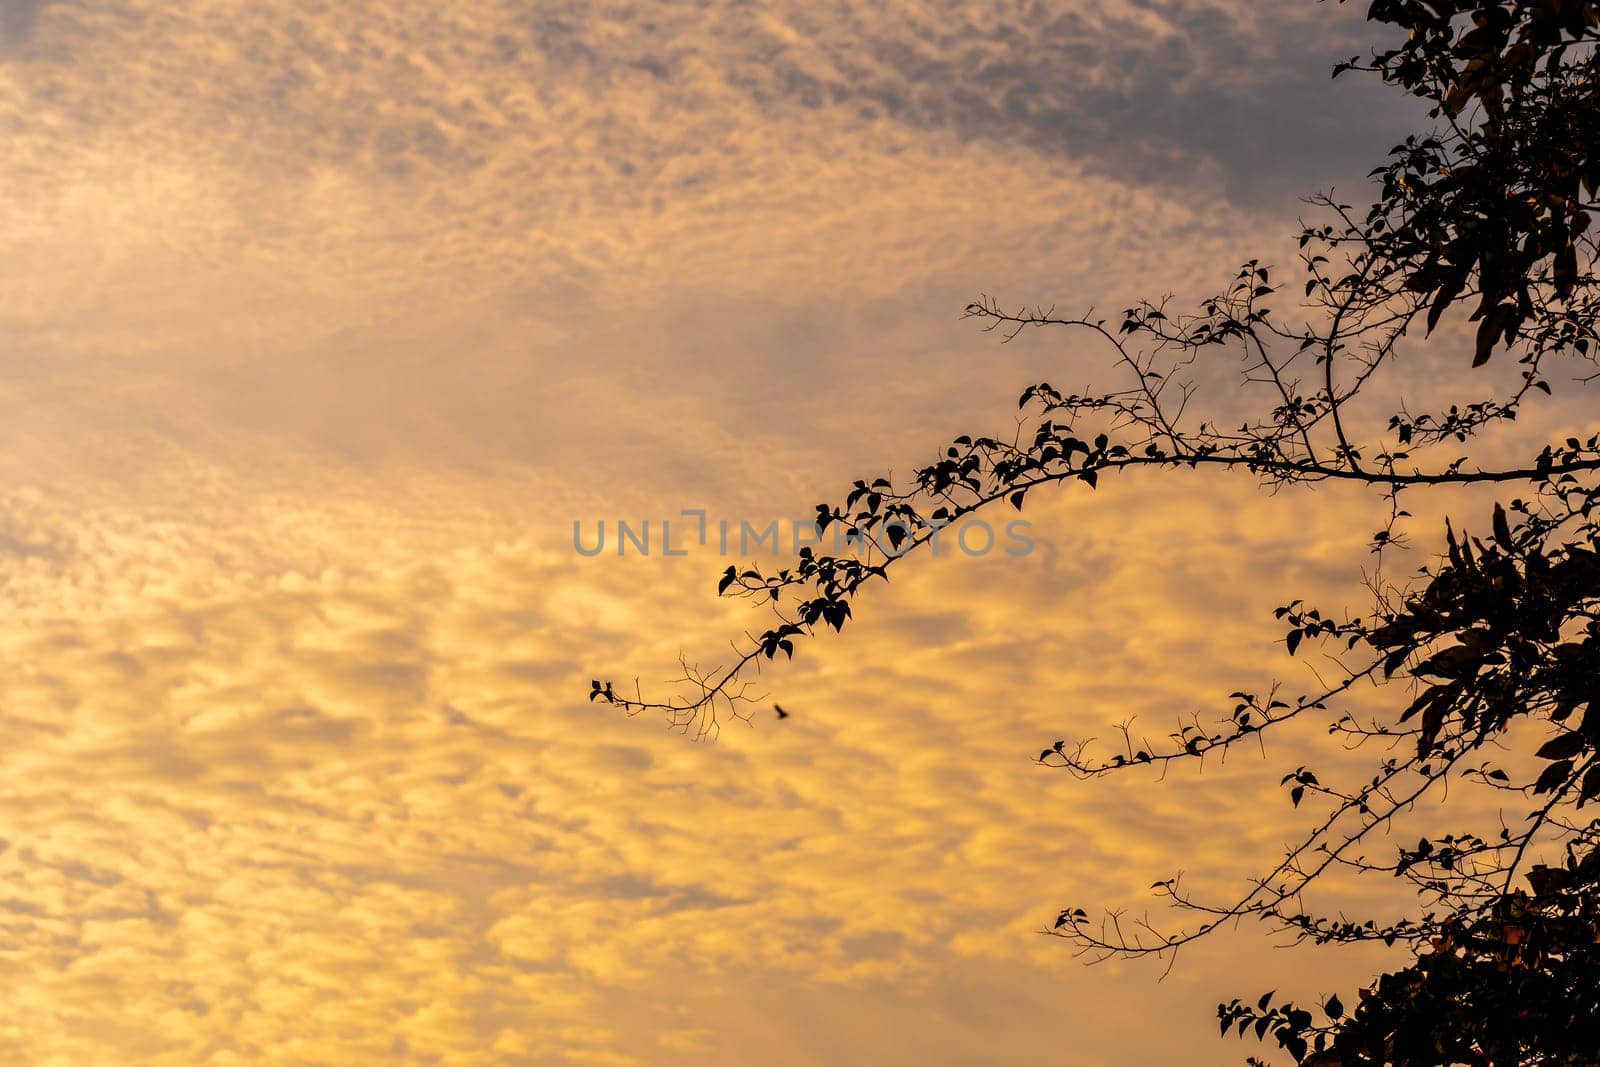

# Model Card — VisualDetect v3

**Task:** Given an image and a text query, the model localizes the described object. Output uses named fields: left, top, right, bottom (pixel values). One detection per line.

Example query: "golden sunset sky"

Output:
left=2, top=1, right=1587, bottom=1064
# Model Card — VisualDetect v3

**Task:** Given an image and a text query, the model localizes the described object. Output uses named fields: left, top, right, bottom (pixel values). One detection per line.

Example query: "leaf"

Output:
left=1533, top=758, right=1574, bottom=796
left=1554, top=242, right=1578, bottom=301
left=1535, top=733, right=1584, bottom=761
left=1287, top=630, right=1303, bottom=656
left=1492, top=502, right=1513, bottom=551
left=1416, top=644, right=1483, bottom=679
left=1419, top=696, right=1448, bottom=756
left=1399, top=686, right=1443, bottom=724
left=1426, top=264, right=1469, bottom=334
left=1383, top=646, right=1409, bottom=678
left=1324, top=993, right=1343, bottom=1020
left=1581, top=764, right=1600, bottom=805
left=1473, top=305, right=1507, bottom=367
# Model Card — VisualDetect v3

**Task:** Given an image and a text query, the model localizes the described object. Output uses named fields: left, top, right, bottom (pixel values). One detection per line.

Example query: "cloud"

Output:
left=0, top=0, right=1549, bottom=1063
left=0, top=0, right=55, bottom=52
left=0, top=0, right=1421, bottom=492
left=0, top=464, right=1432, bottom=1064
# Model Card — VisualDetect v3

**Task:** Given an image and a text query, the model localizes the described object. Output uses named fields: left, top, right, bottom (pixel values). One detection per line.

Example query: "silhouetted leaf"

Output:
left=1536, top=733, right=1585, bottom=761
left=1534, top=759, right=1575, bottom=795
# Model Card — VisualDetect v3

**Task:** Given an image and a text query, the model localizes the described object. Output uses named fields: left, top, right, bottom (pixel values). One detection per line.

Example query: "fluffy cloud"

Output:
left=0, top=468, right=1429, bottom=1065
left=0, top=1, right=1533, bottom=1063
left=0, top=0, right=1403, bottom=485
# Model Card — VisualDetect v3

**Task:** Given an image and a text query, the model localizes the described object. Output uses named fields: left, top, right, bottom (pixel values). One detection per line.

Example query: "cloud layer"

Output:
left=0, top=1, right=1522, bottom=1063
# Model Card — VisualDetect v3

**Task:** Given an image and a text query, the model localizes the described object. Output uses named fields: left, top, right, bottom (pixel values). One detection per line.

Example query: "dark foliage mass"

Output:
left=596, top=2, right=1600, bottom=1062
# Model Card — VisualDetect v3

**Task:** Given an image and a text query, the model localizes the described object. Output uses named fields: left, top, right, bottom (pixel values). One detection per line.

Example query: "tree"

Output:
left=593, top=2, right=1600, bottom=1062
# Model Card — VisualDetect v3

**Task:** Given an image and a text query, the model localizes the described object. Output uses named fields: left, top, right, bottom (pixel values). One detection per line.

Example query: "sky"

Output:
left=0, top=1, right=1585, bottom=1064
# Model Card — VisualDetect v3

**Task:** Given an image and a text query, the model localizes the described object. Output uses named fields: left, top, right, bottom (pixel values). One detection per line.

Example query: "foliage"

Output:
left=594, top=2, right=1600, bottom=1062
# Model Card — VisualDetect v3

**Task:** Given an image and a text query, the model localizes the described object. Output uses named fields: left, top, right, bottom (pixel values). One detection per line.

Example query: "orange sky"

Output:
left=0, top=1, right=1586, bottom=1064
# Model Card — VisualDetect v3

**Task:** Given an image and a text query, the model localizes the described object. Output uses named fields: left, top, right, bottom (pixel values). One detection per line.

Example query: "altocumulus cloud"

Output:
left=0, top=0, right=1460, bottom=1062
left=0, top=465, right=1407, bottom=1064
